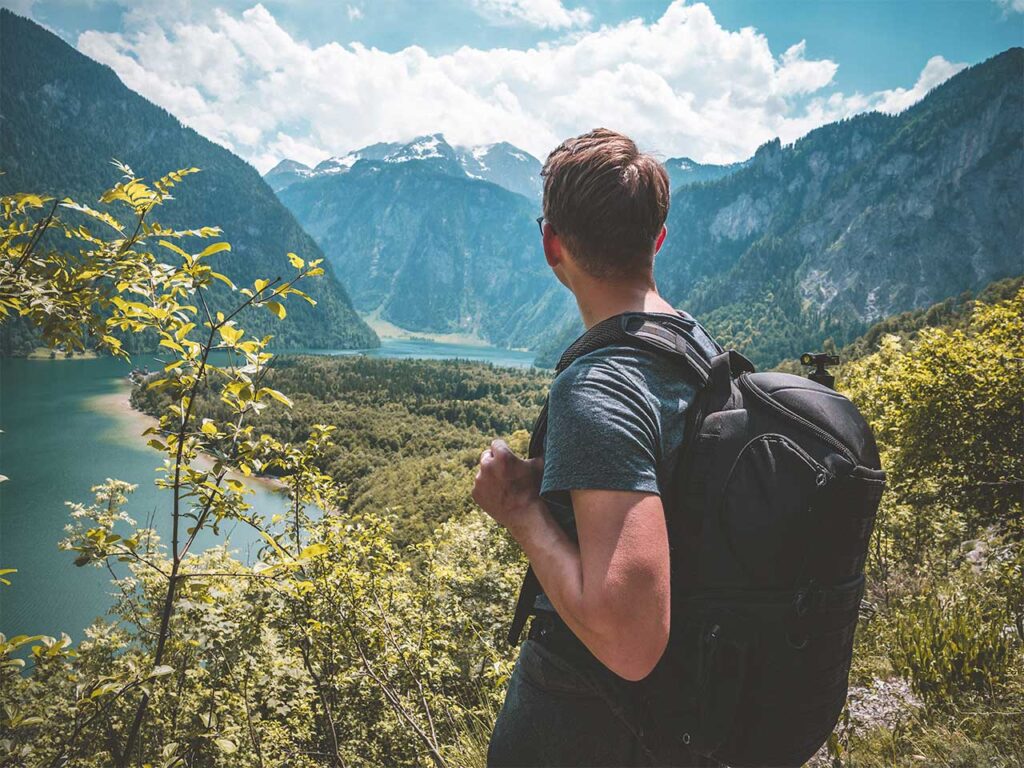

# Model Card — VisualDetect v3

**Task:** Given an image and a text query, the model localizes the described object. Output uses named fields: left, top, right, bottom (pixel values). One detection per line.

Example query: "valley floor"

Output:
left=362, top=307, right=532, bottom=351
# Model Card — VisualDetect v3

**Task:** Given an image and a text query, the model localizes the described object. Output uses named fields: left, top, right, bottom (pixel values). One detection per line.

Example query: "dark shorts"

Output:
left=487, top=628, right=713, bottom=768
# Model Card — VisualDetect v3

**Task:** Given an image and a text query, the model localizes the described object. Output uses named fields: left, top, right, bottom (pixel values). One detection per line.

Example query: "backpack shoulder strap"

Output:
left=559, top=311, right=713, bottom=377
left=508, top=312, right=719, bottom=646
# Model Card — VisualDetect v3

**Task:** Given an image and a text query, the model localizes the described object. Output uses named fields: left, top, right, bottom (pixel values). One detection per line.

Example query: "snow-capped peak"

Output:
left=266, top=158, right=311, bottom=175
left=315, top=153, right=362, bottom=173
left=386, top=134, right=449, bottom=163
left=265, top=134, right=543, bottom=199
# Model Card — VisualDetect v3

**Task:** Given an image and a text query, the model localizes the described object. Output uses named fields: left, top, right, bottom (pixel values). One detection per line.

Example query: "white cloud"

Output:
left=870, top=55, right=967, bottom=114
left=75, top=1, right=965, bottom=174
left=470, top=0, right=591, bottom=29
left=994, top=0, right=1024, bottom=14
left=347, top=4, right=363, bottom=21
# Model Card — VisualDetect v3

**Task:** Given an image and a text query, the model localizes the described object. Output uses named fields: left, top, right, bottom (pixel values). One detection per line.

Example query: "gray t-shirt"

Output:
left=534, top=312, right=720, bottom=611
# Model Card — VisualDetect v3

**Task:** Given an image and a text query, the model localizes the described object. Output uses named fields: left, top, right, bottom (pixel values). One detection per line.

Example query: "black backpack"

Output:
left=507, top=311, right=886, bottom=767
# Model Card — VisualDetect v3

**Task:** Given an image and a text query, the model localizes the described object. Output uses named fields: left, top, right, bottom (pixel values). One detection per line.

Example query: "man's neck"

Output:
left=573, top=278, right=677, bottom=330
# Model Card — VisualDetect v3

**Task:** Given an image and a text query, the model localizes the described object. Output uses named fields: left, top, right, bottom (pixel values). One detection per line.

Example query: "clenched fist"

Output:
left=472, top=438, right=544, bottom=536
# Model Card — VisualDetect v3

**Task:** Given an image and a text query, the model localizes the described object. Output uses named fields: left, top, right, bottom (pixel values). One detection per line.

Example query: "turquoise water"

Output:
left=0, top=340, right=537, bottom=641
left=306, top=337, right=538, bottom=369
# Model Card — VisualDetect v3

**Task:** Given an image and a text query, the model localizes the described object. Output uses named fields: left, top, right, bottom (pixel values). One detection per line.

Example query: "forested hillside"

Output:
left=0, top=10, right=377, bottom=353
left=774, top=274, right=1024, bottom=374
left=821, top=285, right=1022, bottom=767
left=540, top=47, right=1023, bottom=368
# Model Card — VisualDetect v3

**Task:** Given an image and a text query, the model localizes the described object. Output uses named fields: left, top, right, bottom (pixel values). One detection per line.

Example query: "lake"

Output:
left=0, top=340, right=537, bottom=641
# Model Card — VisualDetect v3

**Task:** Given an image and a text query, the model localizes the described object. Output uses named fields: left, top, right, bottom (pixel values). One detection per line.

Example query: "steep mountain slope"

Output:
left=0, top=9, right=377, bottom=351
left=267, top=135, right=544, bottom=200
left=277, top=159, right=571, bottom=348
left=772, top=274, right=1023, bottom=375
left=651, top=47, right=1023, bottom=367
left=455, top=141, right=543, bottom=200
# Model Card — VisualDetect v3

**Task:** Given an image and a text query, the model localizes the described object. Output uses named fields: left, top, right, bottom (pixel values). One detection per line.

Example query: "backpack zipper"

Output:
left=738, top=373, right=856, bottom=464
left=726, top=432, right=831, bottom=487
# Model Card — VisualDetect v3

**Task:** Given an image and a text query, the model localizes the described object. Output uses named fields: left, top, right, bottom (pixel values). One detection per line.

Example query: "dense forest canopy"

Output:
left=133, top=355, right=550, bottom=549
left=0, top=9, right=377, bottom=354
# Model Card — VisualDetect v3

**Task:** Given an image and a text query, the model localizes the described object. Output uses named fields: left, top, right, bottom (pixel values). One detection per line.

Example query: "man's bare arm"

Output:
left=472, top=439, right=670, bottom=681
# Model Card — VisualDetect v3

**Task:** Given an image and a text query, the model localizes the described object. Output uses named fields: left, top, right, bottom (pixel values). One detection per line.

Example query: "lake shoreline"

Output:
left=26, top=346, right=99, bottom=360
left=86, top=382, right=289, bottom=493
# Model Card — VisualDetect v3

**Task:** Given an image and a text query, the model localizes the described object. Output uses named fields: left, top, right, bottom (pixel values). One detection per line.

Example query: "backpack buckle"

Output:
left=789, top=583, right=822, bottom=650
left=794, top=579, right=824, bottom=618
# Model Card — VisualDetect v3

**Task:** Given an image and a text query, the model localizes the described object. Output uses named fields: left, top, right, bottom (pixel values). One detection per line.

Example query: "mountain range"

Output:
left=275, top=157, right=570, bottom=348
left=662, top=156, right=749, bottom=189
left=264, top=135, right=753, bottom=348
left=0, top=9, right=378, bottom=352
left=269, top=45, right=1022, bottom=369
left=649, top=45, right=1023, bottom=366
left=266, top=135, right=545, bottom=200
left=267, top=136, right=748, bottom=202
left=3, top=7, right=1019, bottom=368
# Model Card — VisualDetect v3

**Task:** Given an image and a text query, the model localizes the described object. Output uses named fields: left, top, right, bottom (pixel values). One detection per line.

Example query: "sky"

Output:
left=3, top=0, right=1022, bottom=173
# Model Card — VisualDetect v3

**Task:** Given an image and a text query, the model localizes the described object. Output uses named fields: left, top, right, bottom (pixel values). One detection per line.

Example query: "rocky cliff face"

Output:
left=649, top=47, right=1023, bottom=367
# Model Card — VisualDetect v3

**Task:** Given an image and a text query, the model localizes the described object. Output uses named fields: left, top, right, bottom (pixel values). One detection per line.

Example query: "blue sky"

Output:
left=5, top=0, right=1021, bottom=171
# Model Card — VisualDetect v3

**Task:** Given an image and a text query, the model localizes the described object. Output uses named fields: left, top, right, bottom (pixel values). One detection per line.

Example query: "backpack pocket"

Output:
left=714, top=433, right=829, bottom=586
left=642, top=603, right=754, bottom=758
left=689, top=607, right=752, bottom=753
left=675, top=575, right=865, bottom=767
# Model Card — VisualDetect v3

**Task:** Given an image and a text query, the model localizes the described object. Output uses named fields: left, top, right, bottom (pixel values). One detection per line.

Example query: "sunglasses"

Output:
left=536, top=216, right=556, bottom=236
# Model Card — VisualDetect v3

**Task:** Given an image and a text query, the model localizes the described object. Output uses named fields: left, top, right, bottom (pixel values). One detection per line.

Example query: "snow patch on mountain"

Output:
left=267, top=134, right=545, bottom=199
left=387, top=134, right=446, bottom=163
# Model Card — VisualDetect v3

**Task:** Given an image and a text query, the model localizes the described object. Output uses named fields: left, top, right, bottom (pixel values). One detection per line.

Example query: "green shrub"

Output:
left=888, top=583, right=1014, bottom=704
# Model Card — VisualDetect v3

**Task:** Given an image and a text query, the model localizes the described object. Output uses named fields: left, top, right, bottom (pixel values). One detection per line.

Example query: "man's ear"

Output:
left=654, top=224, right=667, bottom=254
left=542, top=225, right=562, bottom=269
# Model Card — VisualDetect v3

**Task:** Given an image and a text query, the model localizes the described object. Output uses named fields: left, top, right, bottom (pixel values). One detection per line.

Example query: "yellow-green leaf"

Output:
left=158, top=239, right=190, bottom=259
left=209, top=271, right=235, bottom=289
left=258, top=387, right=293, bottom=408
left=218, top=325, right=244, bottom=346
left=197, top=241, right=231, bottom=259
left=259, top=530, right=290, bottom=561
left=265, top=300, right=286, bottom=320
left=299, top=543, right=329, bottom=560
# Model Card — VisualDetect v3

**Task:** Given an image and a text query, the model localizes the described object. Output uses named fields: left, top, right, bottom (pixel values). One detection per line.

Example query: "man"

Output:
left=472, top=128, right=720, bottom=767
